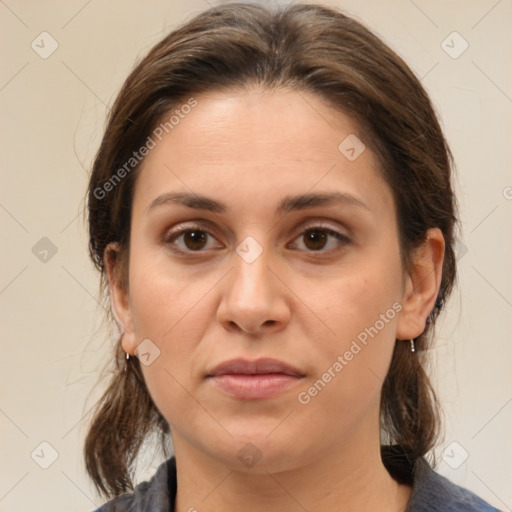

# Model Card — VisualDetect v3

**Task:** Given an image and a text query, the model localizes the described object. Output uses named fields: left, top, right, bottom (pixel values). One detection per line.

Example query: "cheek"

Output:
left=304, top=251, right=402, bottom=408
left=128, top=243, right=211, bottom=342
left=126, top=251, right=217, bottom=418
left=128, top=272, right=201, bottom=430
left=320, top=255, right=401, bottom=346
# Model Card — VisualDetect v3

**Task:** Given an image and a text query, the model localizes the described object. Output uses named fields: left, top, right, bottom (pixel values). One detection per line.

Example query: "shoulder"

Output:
left=91, top=457, right=177, bottom=512
left=407, top=457, right=502, bottom=512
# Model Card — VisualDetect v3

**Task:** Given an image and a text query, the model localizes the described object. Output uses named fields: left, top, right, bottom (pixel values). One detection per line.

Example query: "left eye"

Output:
left=164, top=225, right=349, bottom=254
left=288, top=227, right=350, bottom=252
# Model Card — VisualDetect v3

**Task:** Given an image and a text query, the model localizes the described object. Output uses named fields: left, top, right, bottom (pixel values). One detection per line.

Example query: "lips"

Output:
left=206, top=358, right=305, bottom=400
left=207, top=357, right=304, bottom=378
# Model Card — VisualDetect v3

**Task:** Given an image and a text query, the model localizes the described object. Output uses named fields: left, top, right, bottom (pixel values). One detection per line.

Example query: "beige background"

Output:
left=1, top=1, right=511, bottom=510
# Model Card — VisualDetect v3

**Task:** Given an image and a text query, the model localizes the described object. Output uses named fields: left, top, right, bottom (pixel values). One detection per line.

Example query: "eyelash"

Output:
left=162, top=223, right=351, bottom=256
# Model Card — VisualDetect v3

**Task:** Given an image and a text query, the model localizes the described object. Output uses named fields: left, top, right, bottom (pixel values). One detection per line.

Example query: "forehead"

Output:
left=153, top=87, right=365, bottom=162
left=132, top=87, right=393, bottom=219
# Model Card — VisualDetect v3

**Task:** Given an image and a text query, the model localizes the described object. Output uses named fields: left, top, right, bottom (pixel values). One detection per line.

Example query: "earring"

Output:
left=124, top=352, right=130, bottom=372
left=410, top=339, right=415, bottom=353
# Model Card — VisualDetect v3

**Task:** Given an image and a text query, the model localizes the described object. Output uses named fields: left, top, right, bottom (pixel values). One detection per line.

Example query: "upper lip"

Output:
left=207, top=358, right=304, bottom=378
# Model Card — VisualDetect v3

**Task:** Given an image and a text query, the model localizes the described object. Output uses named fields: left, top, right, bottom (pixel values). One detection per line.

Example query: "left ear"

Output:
left=396, top=227, right=445, bottom=341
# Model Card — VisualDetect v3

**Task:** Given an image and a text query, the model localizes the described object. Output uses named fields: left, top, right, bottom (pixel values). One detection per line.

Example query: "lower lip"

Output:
left=208, top=373, right=302, bottom=399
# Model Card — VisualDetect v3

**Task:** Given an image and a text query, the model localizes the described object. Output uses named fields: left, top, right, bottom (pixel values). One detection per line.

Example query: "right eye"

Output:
left=163, top=227, right=222, bottom=253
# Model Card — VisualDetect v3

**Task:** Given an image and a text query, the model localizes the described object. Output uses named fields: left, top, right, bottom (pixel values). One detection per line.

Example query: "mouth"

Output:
left=206, top=357, right=305, bottom=400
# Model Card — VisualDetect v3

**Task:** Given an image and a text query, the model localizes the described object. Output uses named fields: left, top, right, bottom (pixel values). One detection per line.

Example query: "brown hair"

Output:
left=84, top=1, right=459, bottom=498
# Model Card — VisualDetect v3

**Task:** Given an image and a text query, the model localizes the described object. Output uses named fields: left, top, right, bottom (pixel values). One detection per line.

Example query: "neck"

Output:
left=172, top=417, right=412, bottom=512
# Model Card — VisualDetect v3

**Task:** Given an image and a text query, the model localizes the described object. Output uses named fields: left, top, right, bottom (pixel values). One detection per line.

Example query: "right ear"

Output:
left=104, top=242, right=137, bottom=356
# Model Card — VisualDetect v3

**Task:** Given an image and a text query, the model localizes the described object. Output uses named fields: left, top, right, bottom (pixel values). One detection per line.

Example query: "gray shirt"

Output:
left=92, top=455, right=501, bottom=511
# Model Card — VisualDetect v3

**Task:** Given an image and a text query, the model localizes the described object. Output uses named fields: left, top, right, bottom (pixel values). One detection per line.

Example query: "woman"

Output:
left=84, top=2, right=500, bottom=511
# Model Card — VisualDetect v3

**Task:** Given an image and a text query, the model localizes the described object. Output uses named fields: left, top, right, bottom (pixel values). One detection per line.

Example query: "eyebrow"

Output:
left=146, top=191, right=371, bottom=216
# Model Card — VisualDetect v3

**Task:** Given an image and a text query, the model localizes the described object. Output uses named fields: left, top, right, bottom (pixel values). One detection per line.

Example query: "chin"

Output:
left=206, top=428, right=308, bottom=474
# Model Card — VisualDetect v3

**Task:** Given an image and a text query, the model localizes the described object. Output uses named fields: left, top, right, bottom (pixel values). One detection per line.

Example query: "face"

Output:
left=110, top=87, right=434, bottom=473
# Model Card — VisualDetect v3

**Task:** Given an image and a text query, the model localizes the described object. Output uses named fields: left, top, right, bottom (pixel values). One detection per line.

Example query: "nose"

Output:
left=216, top=244, right=291, bottom=335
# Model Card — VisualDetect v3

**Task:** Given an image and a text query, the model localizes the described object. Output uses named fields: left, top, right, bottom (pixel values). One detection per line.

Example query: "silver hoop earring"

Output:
left=124, top=352, right=130, bottom=372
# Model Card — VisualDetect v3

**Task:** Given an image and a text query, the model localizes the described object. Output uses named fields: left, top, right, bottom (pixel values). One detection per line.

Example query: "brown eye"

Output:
left=288, top=226, right=350, bottom=254
left=303, top=228, right=328, bottom=251
left=164, top=228, right=219, bottom=252
left=182, top=230, right=208, bottom=250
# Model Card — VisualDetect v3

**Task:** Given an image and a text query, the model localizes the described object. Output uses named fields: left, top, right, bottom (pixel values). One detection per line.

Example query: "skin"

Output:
left=106, top=86, right=445, bottom=512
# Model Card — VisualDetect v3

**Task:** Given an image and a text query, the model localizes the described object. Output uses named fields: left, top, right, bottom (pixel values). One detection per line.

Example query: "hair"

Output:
left=83, top=1, right=460, bottom=499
